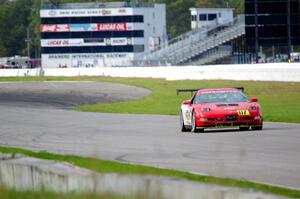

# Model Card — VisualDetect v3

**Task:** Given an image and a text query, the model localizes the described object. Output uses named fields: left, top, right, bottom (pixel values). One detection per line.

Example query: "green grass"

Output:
left=0, top=146, right=300, bottom=198
left=0, top=77, right=300, bottom=197
left=1, top=76, right=299, bottom=123
left=76, top=78, right=300, bottom=123
left=0, top=186, right=135, bottom=199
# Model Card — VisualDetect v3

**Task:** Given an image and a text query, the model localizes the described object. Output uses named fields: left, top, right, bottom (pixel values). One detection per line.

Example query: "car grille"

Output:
left=225, top=115, right=238, bottom=121
left=240, top=116, right=255, bottom=120
left=207, top=118, right=223, bottom=121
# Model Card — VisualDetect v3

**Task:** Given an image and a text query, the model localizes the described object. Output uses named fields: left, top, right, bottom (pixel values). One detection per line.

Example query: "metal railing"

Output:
left=144, top=15, right=245, bottom=66
left=189, top=45, right=232, bottom=65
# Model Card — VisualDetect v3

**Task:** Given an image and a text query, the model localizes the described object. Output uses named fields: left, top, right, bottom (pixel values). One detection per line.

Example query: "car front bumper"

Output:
left=196, top=116, right=263, bottom=128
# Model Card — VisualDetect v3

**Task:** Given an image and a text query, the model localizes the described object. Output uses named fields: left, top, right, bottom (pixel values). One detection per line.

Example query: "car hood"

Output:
left=194, top=102, right=256, bottom=113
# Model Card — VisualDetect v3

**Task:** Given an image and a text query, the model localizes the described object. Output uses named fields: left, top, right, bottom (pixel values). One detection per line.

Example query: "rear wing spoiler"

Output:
left=176, top=87, right=244, bottom=96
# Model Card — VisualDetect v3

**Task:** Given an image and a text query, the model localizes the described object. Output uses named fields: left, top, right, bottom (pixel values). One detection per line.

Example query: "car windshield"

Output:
left=194, top=91, right=249, bottom=104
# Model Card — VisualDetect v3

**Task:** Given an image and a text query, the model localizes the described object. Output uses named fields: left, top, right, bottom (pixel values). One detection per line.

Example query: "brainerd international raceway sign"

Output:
left=42, top=53, right=134, bottom=68
left=40, top=8, right=133, bottom=18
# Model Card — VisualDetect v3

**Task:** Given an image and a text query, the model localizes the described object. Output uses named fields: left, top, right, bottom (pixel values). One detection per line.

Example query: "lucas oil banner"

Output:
left=41, top=23, right=128, bottom=32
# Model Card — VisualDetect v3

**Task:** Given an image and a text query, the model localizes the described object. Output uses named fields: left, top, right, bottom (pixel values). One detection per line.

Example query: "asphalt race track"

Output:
left=0, top=81, right=151, bottom=108
left=0, top=82, right=300, bottom=190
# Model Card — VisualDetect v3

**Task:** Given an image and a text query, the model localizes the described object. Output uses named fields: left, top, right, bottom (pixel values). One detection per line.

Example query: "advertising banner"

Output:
left=41, top=39, right=84, bottom=47
left=41, top=23, right=130, bottom=32
left=41, top=39, right=107, bottom=47
left=40, top=8, right=133, bottom=18
left=57, top=24, right=70, bottom=32
left=42, top=53, right=134, bottom=68
left=40, top=24, right=70, bottom=32
left=110, top=38, right=128, bottom=46
left=41, top=37, right=143, bottom=47
left=97, top=23, right=127, bottom=31
left=70, top=24, right=98, bottom=32
left=40, top=24, right=57, bottom=32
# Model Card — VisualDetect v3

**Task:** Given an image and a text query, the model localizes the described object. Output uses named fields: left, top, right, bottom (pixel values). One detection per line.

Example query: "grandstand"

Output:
left=143, top=14, right=246, bottom=66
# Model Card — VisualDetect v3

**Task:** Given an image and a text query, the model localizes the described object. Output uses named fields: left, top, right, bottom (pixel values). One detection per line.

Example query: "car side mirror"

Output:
left=251, top=98, right=258, bottom=102
left=183, top=100, right=191, bottom=105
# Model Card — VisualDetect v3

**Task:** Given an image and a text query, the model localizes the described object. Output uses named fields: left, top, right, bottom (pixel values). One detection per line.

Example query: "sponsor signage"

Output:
left=41, top=39, right=83, bottom=47
left=40, top=24, right=56, bottom=32
left=40, top=8, right=132, bottom=18
left=57, top=24, right=70, bottom=32
left=45, top=53, right=132, bottom=59
left=41, top=23, right=131, bottom=32
left=42, top=53, right=134, bottom=68
left=70, top=24, right=98, bottom=32
left=97, top=23, right=127, bottom=31
left=41, top=38, right=137, bottom=47
left=40, top=24, right=70, bottom=32
left=111, top=38, right=128, bottom=46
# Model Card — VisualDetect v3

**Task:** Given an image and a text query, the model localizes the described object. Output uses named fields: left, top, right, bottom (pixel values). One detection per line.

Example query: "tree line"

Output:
left=0, top=0, right=243, bottom=57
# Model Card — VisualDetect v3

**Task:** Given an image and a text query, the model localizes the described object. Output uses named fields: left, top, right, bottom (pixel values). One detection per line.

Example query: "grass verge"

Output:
left=0, top=76, right=299, bottom=123
left=0, top=186, right=134, bottom=199
left=0, top=146, right=300, bottom=198
left=76, top=78, right=300, bottom=123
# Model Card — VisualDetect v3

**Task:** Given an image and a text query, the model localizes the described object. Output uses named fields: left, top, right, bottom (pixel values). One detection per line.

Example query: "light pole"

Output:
left=25, top=6, right=37, bottom=59
left=26, top=27, right=30, bottom=58
left=254, top=0, right=259, bottom=63
left=287, top=0, right=291, bottom=61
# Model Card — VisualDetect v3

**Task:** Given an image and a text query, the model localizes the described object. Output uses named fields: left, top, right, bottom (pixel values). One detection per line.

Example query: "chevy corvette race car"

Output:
left=179, top=88, right=263, bottom=132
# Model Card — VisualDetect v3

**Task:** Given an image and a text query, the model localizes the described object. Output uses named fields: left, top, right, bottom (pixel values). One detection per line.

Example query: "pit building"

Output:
left=40, top=2, right=166, bottom=68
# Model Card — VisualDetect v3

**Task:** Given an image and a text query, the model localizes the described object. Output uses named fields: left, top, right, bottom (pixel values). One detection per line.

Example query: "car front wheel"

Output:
left=180, top=112, right=190, bottom=132
left=191, top=112, right=204, bottom=133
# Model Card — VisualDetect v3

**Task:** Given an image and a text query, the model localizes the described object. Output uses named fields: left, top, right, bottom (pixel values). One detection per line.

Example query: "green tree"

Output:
left=0, top=0, right=32, bottom=57
left=29, top=0, right=42, bottom=58
left=0, top=2, right=9, bottom=56
left=231, top=0, right=244, bottom=14
left=0, top=0, right=244, bottom=57
left=165, top=0, right=197, bottom=38
left=196, top=0, right=219, bottom=7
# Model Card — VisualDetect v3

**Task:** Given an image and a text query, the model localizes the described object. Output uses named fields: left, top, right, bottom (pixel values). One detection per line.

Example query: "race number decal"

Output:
left=185, top=111, right=191, bottom=121
left=237, top=110, right=250, bottom=116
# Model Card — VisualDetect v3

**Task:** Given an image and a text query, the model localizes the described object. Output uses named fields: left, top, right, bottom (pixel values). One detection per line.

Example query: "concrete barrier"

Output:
left=43, top=63, right=300, bottom=82
left=0, top=63, right=299, bottom=82
left=0, top=154, right=286, bottom=199
left=0, top=68, right=41, bottom=77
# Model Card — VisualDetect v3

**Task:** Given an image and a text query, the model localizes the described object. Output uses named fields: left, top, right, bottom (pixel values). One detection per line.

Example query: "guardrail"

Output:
left=189, top=45, right=232, bottom=65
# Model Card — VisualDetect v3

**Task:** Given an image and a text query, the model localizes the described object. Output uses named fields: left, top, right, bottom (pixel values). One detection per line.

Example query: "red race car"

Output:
left=179, top=88, right=263, bottom=132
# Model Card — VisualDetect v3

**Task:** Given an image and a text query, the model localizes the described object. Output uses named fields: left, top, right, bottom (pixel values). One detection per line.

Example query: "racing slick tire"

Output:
left=180, top=112, right=190, bottom=132
left=252, top=125, right=263, bottom=130
left=191, top=111, right=204, bottom=133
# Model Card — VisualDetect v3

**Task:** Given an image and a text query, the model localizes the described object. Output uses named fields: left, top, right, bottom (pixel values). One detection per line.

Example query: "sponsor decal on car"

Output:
left=185, top=111, right=191, bottom=121
left=236, top=110, right=250, bottom=116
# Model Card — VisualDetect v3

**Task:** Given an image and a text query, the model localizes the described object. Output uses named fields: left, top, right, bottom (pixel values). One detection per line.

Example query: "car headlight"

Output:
left=202, top=108, right=211, bottom=112
left=249, top=106, right=257, bottom=111
left=199, top=118, right=208, bottom=121
left=254, top=116, right=261, bottom=120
